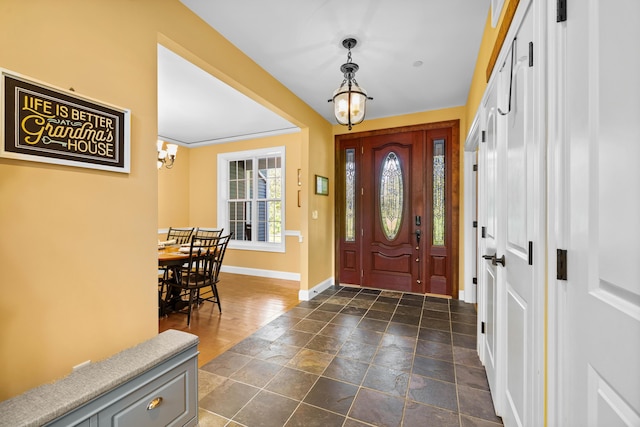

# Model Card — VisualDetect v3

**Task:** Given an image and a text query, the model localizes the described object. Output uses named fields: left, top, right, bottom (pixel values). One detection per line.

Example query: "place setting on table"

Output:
left=158, top=240, right=188, bottom=264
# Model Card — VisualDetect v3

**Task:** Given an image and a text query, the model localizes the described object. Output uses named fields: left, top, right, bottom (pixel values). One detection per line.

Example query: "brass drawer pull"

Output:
left=147, top=397, right=163, bottom=410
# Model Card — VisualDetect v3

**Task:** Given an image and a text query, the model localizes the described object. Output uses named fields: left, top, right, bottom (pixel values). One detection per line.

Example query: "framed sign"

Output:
left=315, top=175, right=329, bottom=196
left=1, top=69, right=130, bottom=173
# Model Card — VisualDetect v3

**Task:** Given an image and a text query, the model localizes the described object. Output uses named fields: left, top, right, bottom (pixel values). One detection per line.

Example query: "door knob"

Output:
left=483, top=253, right=506, bottom=267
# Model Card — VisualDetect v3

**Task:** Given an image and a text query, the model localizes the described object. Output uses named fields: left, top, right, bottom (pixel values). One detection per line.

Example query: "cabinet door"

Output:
left=99, top=359, right=197, bottom=427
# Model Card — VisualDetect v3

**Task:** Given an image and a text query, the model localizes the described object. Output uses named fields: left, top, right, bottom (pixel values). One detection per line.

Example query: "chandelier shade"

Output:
left=157, top=139, right=178, bottom=169
left=329, top=38, right=372, bottom=130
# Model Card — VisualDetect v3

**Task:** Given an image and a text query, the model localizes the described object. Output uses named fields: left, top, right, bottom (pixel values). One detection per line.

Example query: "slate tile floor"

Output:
left=197, top=286, right=503, bottom=427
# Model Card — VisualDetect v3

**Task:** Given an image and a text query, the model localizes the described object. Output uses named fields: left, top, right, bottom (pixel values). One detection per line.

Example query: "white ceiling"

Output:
left=158, top=0, right=490, bottom=147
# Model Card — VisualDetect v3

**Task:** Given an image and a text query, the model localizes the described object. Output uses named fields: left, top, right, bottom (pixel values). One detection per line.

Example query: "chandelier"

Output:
left=157, top=140, right=178, bottom=169
left=329, top=38, right=373, bottom=130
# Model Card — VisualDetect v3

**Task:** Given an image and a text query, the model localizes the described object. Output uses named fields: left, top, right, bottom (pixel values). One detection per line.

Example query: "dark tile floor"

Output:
left=197, top=286, right=503, bottom=427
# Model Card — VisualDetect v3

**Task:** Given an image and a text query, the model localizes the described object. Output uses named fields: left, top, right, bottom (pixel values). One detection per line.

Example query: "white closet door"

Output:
left=501, top=3, right=543, bottom=426
left=479, top=76, right=504, bottom=415
left=558, top=0, right=640, bottom=425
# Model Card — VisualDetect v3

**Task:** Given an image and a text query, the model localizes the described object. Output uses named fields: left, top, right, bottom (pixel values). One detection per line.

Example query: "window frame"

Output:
left=217, top=146, right=286, bottom=252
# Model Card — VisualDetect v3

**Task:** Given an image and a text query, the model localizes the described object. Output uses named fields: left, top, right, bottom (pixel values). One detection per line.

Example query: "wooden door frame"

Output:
left=335, top=120, right=460, bottom=297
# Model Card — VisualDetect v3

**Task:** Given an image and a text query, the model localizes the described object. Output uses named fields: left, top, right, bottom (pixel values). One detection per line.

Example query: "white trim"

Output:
left=530, top=2, right=548, bottom=426
left=463, top=150, right=478, bottom=304
left=546, top=0, right=567, bottom=423
left=159, top=127, right=300, bottom=148
left=463, top=112, right=480, bottom=304
left=464, top=113, right=481, bottom=152
left=298, top=277, right=334, bottom=301
left=220, top=265, right=300, bottom=282
left=285, top=229, right=303, bottom=243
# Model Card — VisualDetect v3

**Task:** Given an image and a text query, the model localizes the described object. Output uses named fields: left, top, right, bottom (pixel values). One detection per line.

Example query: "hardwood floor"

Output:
left=159, top=272, right=301, bottom=367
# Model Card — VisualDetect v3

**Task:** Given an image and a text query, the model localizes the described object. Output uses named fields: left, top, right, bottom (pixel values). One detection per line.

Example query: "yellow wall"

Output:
left=0, top=0, right=331, bottom=400
left=158, top=145, right=191, bottom=228
left=187, top=133, right=303, bottom=275
left=332, top=107, right=466, bottom=137
left=465, top=6, right=509, bottom=135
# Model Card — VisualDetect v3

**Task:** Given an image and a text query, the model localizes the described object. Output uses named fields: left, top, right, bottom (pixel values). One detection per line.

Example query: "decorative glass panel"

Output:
left=345, top=149, right=356, bottom=242
left=379, top=152, right=403, bottom=240
left=433, top=139, right=445, bottom=246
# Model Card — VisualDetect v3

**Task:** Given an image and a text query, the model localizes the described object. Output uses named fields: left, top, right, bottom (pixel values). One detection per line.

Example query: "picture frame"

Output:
left=315, top=175, right=329, bottom=196
left=1, top=68, right=131, bottom=173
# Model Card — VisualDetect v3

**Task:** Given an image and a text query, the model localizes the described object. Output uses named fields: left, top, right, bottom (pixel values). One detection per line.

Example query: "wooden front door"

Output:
left=361, top=131, right=423, bottom=292
left=336, top=122, right=459, bottom=297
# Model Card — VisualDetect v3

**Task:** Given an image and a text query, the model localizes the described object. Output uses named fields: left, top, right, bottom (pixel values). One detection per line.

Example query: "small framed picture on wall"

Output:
left=315, top=175, right=329, bottom=196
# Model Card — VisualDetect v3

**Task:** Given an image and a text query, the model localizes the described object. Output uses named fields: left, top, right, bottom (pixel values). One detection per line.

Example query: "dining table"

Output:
left=158, top=245, right=190, bottom=315
left=158, top=245, right=190, bottom=267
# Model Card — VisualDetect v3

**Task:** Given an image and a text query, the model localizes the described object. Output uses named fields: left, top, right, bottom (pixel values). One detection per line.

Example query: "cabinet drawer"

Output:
left=98, top=359, right=196, bottom=427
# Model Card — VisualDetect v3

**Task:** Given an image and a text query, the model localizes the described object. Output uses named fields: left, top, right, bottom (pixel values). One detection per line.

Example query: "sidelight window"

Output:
left=433, top=139, right=445, bottom=246
left=345, top=148, right=356, bottom=242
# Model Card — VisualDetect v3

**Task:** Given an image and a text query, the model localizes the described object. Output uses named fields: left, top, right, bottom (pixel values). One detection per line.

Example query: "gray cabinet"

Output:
left=1, top=330, right=198, bottom=427
left=47, top=347, right=198, bottom=427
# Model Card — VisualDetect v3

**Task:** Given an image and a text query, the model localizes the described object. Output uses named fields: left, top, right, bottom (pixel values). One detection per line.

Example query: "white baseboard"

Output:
left=298, top=277, right=334, bottom=301
left=463, top=282, right=477, bottom=304
left=459, top=290, right=465, bottom=301
left=220, top=265, right=300, bottom=282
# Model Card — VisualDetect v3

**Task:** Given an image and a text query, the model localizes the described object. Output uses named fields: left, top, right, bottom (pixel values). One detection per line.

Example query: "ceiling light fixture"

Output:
left=157, top=140, right=178, bottom=169
left=329, top=38, right=373, bottom=130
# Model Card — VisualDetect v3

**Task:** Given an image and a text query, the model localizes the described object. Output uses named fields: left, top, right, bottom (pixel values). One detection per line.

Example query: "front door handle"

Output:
left=483, top=253, right=506, bottom=267
left=415, top=229, right=421, bottom=245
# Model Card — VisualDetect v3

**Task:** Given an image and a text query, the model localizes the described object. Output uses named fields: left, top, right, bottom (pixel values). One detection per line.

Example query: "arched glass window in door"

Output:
left=379, top=152, right=403, bottom=240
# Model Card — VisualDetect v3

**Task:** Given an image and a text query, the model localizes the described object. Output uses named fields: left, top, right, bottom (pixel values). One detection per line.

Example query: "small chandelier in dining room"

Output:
left=329, top=37, right=373, bottom=130
left=157, top=139, right=178, bottom=169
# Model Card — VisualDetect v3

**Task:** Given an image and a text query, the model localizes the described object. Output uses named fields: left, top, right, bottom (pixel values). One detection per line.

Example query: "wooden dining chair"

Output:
left=160, top=227, right=195, bottom=311
left=166, top=227, right=195, bottom=244
left=193, top=227, right=223, bottom=240
left=165, top=233, right=232, bottom=326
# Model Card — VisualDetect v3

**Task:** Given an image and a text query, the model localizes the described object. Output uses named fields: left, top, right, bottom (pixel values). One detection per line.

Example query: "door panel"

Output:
left=503, top=6, right=537, bottom=427
left=485, top=262, right=498, bottom=387
left=560, top=0, right=640, bottom=424
left=480, top=78, right=502, bottom=412
left=361, top=132, right=423, bottom=293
